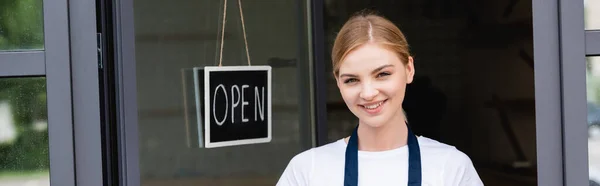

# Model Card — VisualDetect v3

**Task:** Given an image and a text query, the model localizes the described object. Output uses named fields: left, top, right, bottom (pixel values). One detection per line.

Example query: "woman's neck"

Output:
left=347, top=112, right=408, bottom=151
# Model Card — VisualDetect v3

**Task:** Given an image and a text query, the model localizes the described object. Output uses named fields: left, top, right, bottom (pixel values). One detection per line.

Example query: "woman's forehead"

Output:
left=339, top=44, right=402, bottom=73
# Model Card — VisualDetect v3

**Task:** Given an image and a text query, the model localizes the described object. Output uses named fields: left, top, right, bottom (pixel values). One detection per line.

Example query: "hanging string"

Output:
left=218, top=0, right=227, bottom=67
left=218, top=0, right=252, bottom=66
left=238, top=0, right=251, bottom=66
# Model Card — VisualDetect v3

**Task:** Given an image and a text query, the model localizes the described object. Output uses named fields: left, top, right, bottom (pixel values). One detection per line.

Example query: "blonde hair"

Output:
left=331, top=11, right=411, bottom=77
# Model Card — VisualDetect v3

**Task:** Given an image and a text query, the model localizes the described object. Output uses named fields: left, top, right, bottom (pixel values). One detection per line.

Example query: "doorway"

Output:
left=323, top=1, right=537, bottom=185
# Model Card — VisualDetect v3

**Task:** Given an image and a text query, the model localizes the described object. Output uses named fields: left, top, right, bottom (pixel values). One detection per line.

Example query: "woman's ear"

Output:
left=406, top=56, right=415, bottom=84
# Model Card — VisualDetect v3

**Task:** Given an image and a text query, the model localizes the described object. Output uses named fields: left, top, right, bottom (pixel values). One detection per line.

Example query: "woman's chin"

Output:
left=358, top=116, right=389, bottom=128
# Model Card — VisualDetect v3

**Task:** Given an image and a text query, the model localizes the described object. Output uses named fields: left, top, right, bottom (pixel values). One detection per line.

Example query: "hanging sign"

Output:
left=193, top=66, right=272, bottom=148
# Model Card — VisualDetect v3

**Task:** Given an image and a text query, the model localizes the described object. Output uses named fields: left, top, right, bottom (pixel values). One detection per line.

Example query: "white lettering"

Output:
left=231, top=85, right=240, bottom=123
left=241, top=85, right=249, bottom=122
left=213, top=84, right=228, bottom=126
left=255, top=86, right=265, bottom=121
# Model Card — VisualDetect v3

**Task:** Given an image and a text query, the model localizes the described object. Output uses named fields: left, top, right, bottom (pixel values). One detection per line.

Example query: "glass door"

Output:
left=114, top=0, right=316, bottom=185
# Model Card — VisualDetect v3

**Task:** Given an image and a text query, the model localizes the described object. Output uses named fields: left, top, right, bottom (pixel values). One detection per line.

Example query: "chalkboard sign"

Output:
left=193, top=66, right=272, bottom=148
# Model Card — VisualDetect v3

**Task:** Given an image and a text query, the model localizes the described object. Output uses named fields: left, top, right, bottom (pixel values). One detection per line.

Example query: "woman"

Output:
left=276, top=11, right=483, bottom=186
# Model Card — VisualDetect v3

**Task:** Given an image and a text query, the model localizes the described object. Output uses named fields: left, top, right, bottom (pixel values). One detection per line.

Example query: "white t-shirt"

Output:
left=276, top=136, right=484, bottom=186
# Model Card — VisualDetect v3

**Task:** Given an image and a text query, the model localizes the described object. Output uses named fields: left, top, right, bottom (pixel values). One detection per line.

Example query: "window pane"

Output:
left=133, top=0, right=312, bottom=185
left=586, top=0, right=600, bottom=30
left=0, top=0, right=44, bottom=51
left=325, top=1, right=538, bottom=185
left=586, top=56, right=600, bottom=185
left=0, top=77, right=49, bottom=186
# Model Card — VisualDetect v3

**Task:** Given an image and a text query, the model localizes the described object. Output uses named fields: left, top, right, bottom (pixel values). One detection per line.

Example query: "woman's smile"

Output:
left=359, top=99, right=388, bottom=114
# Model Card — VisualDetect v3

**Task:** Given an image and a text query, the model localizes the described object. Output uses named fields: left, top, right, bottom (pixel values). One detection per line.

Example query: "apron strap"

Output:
left=344, top=127, right=359, bottom=186
left=407, top=125, right=422, bottom=186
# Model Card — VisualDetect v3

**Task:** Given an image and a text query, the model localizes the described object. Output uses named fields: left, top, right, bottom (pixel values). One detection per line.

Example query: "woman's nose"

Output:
left=359, top=83, right=379, bottom=101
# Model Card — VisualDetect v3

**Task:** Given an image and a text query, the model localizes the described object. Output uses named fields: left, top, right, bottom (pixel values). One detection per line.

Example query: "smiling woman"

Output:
left=336, top=44, right=412, bottom=131
left=277, top=11, right=483, bottom=186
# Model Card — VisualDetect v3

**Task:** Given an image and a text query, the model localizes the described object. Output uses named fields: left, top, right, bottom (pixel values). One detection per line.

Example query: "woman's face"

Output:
left=336, top=43, right=414, bottom=128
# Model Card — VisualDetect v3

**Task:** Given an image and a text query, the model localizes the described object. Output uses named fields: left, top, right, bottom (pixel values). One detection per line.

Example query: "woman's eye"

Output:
left=344, top=78, right=358, bottom=84
left=377, top=72, right=391, bottom=78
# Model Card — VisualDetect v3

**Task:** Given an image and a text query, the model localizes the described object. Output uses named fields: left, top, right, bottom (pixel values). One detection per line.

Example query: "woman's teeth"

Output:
left=363, top=101, right=383, bottom=109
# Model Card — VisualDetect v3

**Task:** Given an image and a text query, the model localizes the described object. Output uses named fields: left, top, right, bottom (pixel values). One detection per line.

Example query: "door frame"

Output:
left=69, top=0, right=105, bottom=185
left=0, top=0, right=78, bottom=185
left=558, top=0, right=600, bottom=185
left=556, top=0, right=589, bottom=185
left=532, top=0, right=566, bottom=185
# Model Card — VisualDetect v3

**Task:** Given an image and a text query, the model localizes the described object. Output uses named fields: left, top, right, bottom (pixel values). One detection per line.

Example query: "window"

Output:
left=585, top=0, right=600, bottom=30
left=0, top=0, right=44, bottom=51
left=586, top=56, right=600, bottom=185
left=0, top=77, right=48, bottom=186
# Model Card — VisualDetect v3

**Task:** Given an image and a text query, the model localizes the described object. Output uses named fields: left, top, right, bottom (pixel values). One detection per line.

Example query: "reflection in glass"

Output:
left=586, top=57, right=600, bottom=185
left=0, top=0, right=44, bottom=50
left=585, top=0, right=600, bottom=30
left=0, top=77, right=49, bottom=186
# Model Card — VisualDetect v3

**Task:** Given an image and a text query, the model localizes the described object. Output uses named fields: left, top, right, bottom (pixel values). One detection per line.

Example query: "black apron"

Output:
left=343, top=123, right=422, bottom=186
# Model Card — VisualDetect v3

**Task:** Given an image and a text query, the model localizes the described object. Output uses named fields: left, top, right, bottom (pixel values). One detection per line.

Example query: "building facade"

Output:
left=0, top=0, right=599, bottom=185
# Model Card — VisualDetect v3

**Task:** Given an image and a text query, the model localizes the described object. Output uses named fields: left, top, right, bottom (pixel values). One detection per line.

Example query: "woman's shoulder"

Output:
left=284, top=139, right=348, bottom=172
left=276, top=139, right=346, bottom=186
left=417, top=136, right=465, bottom=155
left=417, top=136, right=479, bottom=175
left=417, top=136, right=454, bottom=149
left=289, top=139, right=346, bottom=163
left=417, top=136, right=484, bottom=185
left=417, top=136, right=475, bottom=165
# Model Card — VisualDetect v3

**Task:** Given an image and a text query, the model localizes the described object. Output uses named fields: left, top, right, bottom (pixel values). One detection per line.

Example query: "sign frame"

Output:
left=193, top=65, right=272, bottom=148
